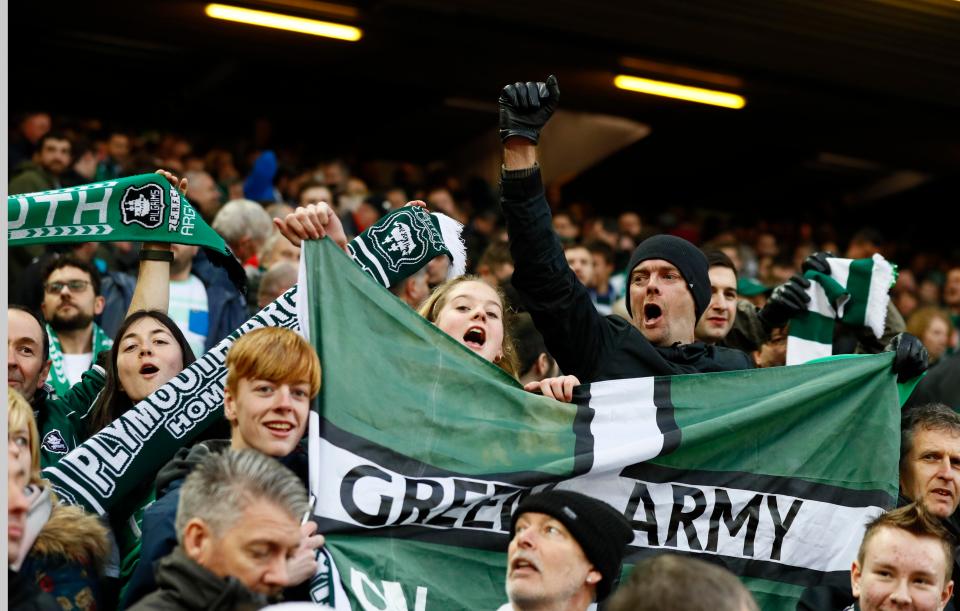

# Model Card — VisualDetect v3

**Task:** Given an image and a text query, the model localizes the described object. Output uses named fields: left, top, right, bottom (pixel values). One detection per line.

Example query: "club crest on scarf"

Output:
left=368, top=207, right=436, bottom=273
left=120, top=182, right=166, bottom=229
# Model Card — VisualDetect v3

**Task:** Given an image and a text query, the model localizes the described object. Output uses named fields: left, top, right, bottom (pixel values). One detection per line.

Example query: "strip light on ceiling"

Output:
left=614, top=74, right=745, bottom=109
left=205, top=3, right=362, bottom=41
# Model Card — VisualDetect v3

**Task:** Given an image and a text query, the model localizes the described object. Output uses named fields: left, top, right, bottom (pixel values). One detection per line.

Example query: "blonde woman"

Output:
left=8, top=387, right=110, bottom=611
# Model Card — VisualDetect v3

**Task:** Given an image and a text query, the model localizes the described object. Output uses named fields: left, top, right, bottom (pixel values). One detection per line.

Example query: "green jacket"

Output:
left=37, top=363, right=106, bottom=469
left=9, top=161, right=61, bottom=195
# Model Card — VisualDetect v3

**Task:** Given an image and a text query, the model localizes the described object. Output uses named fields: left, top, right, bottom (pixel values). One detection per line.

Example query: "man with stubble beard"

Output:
left=497, top=75, right=753, bottom=383
left=39, top=256, right=112, bottom=396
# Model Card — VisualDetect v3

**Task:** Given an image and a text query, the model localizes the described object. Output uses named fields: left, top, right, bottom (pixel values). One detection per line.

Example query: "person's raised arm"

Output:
left=497, top=76, right=609, bottom=381
left=125, top=170, right=183, bottom=316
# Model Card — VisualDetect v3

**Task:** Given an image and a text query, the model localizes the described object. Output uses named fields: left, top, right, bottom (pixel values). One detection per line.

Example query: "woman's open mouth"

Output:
left=463, top=326, right=486, bottom=350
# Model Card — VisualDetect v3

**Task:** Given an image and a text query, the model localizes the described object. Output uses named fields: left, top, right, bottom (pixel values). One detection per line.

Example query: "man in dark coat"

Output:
left=127, top=450, right=308, bottom=611
left=496, top=75, right=926, bottom=386
left=496, top=77, right=754, bottom=384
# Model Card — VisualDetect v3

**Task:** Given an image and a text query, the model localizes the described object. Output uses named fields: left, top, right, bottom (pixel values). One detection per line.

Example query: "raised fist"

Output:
left=498, top=75, right=560, bottom=144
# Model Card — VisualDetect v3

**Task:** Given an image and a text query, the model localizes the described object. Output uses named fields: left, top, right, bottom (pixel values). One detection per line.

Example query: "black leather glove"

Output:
left=885, top=332, right=928, bottom=382
left=758, top=274, right=811, bottom=330
left=801, top=251, right=834, bottom=275
left=498, top=75, right=560, bottom=144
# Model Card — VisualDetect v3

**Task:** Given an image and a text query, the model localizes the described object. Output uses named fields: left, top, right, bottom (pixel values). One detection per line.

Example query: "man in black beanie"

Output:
left=497, top=76, right=753, bottom=383
left=500, top=490, right=633, bottom=611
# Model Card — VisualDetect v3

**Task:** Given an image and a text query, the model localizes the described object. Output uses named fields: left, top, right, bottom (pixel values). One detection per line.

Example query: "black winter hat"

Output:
left=510, top=490, right=633, bottom=601
left=624, top=234, right=711, bottom=323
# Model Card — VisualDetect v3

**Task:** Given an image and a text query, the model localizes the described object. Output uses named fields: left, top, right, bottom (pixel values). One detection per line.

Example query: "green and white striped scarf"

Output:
left=45, top=322, right=113, bottom=397
left=786, top=254, right=896, bottom=365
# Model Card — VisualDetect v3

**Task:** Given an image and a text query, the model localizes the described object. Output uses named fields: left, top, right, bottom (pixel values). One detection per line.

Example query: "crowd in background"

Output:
left=7, top=102, right=960, bottom=611
left=9, top=109, right=960, bottom=366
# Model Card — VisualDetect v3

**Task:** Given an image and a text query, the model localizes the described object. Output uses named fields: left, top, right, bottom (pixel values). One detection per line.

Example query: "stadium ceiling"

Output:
left=10, top=0, right=960, bottom=217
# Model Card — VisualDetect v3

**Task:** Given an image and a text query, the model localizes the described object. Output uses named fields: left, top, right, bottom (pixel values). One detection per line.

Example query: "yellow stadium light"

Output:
left=205, top=3, right=362, bottom=42
left=614, top=75, right=746, bottom=109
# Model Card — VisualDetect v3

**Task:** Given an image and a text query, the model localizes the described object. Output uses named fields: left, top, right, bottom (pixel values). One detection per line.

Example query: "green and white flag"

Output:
left=787, top=254, right=896, bottom=365
left=300, top=239, right=903, bottom=611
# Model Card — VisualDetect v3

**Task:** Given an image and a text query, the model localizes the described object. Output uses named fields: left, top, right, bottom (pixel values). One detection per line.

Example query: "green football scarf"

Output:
left=45, top=322, right=113, bottom=398
left=346, top=205, right=466, bottom=287
left=7, top=174, right=247, bottom=293
left=787, top=254, right=896, bottom=365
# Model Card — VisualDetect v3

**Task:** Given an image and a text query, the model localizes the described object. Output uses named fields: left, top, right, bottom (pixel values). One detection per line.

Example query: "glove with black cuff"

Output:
left=885, top=332, right=928, bottom=383
left=758, top=274, right=812, bottom=331
left=498, top=75, right=560, bottom=144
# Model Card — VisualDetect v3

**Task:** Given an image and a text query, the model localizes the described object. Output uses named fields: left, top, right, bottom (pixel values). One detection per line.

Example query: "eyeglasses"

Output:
left=44, top=280, right=91, bottom=294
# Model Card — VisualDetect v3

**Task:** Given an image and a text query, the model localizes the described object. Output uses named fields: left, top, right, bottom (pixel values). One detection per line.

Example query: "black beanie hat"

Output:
left=510, top=490, right=633, bottom=601
left=624, top=234, right=711, bottom=322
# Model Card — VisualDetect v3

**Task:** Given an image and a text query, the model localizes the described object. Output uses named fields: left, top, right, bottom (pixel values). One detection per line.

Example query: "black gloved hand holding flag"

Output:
left=886, top=332, right=928, bottom=383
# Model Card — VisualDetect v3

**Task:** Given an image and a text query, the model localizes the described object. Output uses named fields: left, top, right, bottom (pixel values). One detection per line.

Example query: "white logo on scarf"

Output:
left=368, top=208, right=434, bottom=273
left=120, top=183, right=166, bottom=229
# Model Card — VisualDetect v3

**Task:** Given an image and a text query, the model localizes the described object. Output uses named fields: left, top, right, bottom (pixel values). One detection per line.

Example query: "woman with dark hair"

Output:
left=82, top=309, right=201, bottom=604
left=87, top=310, right=196, bottom=436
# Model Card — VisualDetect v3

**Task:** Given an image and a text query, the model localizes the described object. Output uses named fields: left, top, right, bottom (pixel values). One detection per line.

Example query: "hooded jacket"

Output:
left=126, top=547, right=268, bottom=611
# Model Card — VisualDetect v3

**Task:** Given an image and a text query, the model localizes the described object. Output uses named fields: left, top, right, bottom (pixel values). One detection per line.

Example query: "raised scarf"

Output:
left=7, top=174, right=247, bottom=293
left=786, top=254, right=896, bottom=365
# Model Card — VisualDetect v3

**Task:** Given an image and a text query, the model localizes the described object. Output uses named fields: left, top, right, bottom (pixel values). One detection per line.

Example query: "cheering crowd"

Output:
left=7, top=75, right=960, bottom=611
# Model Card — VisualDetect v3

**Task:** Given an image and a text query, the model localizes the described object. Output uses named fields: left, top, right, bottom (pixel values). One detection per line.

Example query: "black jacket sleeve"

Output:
left=499, top=166, right=617, bottom=381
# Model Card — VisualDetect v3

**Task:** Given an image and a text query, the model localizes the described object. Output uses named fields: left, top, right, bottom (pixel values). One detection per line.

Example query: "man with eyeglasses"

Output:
left=39, top=255, right=112, bottom=396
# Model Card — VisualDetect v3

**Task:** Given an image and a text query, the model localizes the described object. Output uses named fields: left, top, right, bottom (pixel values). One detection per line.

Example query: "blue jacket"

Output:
left=100, top=249, right=247, bottom=353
